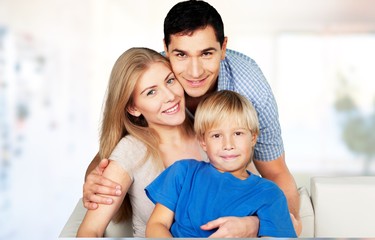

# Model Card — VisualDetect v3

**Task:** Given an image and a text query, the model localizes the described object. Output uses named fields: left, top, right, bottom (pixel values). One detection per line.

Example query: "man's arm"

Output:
left=83, top=153, right=122, bottom=210
left=253, top=153, right=302, bottom=235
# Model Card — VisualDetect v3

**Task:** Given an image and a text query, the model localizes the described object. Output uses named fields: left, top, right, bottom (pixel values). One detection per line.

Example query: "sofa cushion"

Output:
left=59, top=198, right=133, bottom=237
left=311, top=176, right=375, bottom=238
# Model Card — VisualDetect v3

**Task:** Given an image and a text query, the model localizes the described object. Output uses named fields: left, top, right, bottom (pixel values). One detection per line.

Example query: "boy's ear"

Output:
left=198, top=136, right=208, bottom=152
left=251, top=133, right=258, bottom=147
left=127, top=106, right=141, bottom=117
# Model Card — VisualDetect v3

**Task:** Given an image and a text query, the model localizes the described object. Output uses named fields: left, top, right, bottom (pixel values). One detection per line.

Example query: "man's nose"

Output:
left=187, top=57, right=204, bottom=78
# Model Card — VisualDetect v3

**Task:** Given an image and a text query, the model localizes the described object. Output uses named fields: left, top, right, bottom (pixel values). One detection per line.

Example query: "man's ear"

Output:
left=221, top=37, right=228, bottom=60
left=163, top=39, right=169, bottom=58
left=127, top=106, right=141, bottom=117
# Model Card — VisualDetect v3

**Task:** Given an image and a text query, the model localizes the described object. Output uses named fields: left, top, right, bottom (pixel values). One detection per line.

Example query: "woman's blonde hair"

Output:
left=99, top=47, right=193, bottom=221
left=194, top=90, right=259, bottom=159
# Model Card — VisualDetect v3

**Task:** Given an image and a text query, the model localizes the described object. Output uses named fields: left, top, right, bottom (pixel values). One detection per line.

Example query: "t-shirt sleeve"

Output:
left=256, top=185, right=297, bottom=238
left=145, top=161, right=188, bottom=212
left=254, top=93, right=284, bottom=161
left=109, top=136, right=147, bottom=180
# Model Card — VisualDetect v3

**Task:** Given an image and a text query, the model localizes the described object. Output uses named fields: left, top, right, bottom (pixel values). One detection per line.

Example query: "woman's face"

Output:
left=129, top=62, right=186, bottom=130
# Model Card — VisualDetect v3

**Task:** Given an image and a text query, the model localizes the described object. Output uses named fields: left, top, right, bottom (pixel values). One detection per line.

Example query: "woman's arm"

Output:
left=77, top=160, right=132, bottom=237
left=83, top=157, right=122, bottom=210
left=146, top=203, right=174, bottom=238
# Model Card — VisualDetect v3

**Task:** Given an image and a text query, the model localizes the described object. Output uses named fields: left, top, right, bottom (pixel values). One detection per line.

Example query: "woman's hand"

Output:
left=82, top=159, right=122, bottom=210
left=201, top=216, right=260, bottom=238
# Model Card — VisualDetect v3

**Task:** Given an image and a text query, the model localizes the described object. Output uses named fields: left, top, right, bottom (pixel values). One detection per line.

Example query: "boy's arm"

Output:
left=146, top=203, right=174, bottom=238
left=254, top=153, right=302, bottom=235
left=83, top=154, right=122, bottom=210
left=77, top=160, right=132, bottom=237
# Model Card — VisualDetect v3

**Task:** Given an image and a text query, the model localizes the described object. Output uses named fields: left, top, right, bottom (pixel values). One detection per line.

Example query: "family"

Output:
left=76, top=0, right=301, bottom=238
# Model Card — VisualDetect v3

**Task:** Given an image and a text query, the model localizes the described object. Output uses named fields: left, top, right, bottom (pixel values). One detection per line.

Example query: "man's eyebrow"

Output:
left=171, top=47, right=218, bottom=54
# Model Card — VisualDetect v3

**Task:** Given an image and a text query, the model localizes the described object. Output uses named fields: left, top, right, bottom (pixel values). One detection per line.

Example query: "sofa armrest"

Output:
left=311, top=176, right=375, bottom=238
left=59, top=198, right=133, bottom=237
left=298, top=186, right=314, bottom=238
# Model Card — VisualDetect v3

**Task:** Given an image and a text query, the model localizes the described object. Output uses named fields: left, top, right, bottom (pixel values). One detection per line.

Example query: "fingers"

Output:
left=200, top=217, right=224, bottom=230
left=97, top=158, right=110, bottom=174
left=85, top=171, right=122, bottom=191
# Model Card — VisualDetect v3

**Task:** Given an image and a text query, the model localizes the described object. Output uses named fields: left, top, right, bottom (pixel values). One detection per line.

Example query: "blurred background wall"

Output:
left=0, top=0, right=374, bottom=239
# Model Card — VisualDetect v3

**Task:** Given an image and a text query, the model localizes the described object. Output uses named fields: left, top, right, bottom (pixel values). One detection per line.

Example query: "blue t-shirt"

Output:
left=145, top=160, right=297, bottom=238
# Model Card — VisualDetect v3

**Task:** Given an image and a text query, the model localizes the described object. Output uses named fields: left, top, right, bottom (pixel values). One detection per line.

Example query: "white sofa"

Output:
left=59, top=176, right=375, bottom=238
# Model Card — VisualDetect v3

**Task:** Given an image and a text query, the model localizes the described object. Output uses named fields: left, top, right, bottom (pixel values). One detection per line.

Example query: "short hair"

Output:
left=164, top=0, right=225, bottom=48
left=194, top=90, right=259, bottom=139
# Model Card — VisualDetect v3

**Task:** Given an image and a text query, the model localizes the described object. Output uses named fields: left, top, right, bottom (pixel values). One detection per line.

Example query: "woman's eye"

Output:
left=146, top=89, right=156, bottom=96
left=166, top=78, right=175, bottom=85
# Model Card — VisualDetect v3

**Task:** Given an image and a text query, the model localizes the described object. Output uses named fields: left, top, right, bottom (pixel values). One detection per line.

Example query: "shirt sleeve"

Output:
left=145, top=161, right=188, bottom=212
left=254, top=93, right=284, bottom=161
left=256, top=186, right=297, bottom=237
left=109, top=135, right=146, bottom=180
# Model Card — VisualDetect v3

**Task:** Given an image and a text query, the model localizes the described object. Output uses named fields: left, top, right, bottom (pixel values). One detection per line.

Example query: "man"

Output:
left=84, top=0, right=301, bottom=236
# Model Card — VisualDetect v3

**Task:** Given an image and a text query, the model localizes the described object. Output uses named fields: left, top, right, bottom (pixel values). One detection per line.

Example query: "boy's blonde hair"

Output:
left=194, top=90, right=259, bottom=140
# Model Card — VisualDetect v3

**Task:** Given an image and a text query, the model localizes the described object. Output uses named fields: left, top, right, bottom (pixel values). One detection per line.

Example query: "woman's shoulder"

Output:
left=115, top=135, right=147, bottom=153
left=109, top=135, right=147, bottom=169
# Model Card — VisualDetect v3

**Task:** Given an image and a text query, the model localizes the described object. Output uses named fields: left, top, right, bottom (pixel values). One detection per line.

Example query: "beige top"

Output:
left=109, top=135, right=160, bottom=237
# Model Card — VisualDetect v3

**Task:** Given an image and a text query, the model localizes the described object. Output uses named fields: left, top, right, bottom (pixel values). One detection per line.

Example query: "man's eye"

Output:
left=176, top=53, right=186, bottom=57
left=202, top=52, right=213, bottom=57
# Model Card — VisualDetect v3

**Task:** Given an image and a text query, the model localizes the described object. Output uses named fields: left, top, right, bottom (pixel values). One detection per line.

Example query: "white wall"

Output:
left=0, top=0, right=374, bottom=239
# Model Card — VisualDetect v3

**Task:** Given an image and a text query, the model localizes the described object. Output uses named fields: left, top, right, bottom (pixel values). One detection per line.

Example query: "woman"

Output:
left=77, top=47, right=204, bottom=237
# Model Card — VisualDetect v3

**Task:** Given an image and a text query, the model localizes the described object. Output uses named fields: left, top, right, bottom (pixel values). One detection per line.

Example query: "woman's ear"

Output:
left=127, top=106, right=141, bottom=117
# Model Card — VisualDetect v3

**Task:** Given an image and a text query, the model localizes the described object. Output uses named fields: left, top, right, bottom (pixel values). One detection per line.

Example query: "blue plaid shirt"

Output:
left=218, top=49, right=284, bottom=161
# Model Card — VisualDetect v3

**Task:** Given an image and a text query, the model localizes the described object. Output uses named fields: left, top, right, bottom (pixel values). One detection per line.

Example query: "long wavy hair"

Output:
left=99, top=47, right=193, bottom=222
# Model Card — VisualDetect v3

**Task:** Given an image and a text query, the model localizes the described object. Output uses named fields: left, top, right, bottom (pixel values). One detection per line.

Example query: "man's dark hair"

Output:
left=164, top=0, right=225, bottom=49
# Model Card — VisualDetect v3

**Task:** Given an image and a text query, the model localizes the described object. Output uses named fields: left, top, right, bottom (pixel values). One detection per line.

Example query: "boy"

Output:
left=145, top=90, right=297, bottom=238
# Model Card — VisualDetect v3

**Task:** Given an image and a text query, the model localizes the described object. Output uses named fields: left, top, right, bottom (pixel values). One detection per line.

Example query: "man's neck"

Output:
left=185, top=94, right=204, bottom=116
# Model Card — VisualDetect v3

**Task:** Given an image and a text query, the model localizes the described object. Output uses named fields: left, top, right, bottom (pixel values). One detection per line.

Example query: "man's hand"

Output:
left=82, top=159, right=122, bottom=210
left=201, top=216, right=259, bottom=238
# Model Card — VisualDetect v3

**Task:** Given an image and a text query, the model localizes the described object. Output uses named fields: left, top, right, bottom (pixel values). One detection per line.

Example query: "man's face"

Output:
left=164, top=26, right=227, bottom=98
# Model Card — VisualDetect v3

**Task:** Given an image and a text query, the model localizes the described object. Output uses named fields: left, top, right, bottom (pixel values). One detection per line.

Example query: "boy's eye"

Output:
left=212, top=134, right=221, bottom=138
left=235, top=132, right=243, bottom=136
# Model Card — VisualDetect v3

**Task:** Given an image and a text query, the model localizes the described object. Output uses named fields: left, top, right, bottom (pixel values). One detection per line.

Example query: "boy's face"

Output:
left=199, top=121, right=257, bottom=179
left=164, top=26, right=227, bottom=98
